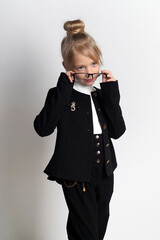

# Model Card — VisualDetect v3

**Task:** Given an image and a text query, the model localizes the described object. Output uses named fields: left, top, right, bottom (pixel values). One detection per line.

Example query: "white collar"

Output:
left=73, top=80, right=96, bottom=95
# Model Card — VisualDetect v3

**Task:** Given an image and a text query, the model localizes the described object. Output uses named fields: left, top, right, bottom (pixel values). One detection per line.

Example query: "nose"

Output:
left=86, top=73, right=94, bottom=79
left=85, top=66, right=94, bottom=78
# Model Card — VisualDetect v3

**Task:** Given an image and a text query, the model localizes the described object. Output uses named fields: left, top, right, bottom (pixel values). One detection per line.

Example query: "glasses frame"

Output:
left=72, top=72, right=107, bottom=80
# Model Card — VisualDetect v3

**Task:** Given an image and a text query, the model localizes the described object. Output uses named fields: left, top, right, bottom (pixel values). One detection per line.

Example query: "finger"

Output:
left=106, top=74, right=113, bottom=79
left=102, top=73, right=107, bottom=78
left=66, top=71, right=75, bottom=83
left=106, top=78, right=116, bottom=82
left=101, top=74, right=107, bottom=82
left=70, top=71, right=75, bottom=83
left=106, top=73, right=115, bottom=80
left=69, top=76, right=74, bottom=83
left=101, top=70, right=109, bottom=80
left=101, top=70, right=111, bottom=74
left=66, top=75, right=73, bottom=83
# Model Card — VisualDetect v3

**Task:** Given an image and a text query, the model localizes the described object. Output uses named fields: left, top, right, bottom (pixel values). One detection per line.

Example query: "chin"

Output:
left=84, top=81, right=94, bottom=86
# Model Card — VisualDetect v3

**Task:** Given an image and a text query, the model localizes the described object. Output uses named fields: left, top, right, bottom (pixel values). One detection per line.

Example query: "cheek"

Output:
left=76, top=76, right=83, bottom=81
left=96, top=66, right=100, bottom=72
left=77, top=75, right=86, bottom=81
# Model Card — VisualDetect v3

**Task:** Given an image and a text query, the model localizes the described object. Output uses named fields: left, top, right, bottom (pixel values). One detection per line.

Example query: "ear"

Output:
left=62, top=61, right=66, bottom=70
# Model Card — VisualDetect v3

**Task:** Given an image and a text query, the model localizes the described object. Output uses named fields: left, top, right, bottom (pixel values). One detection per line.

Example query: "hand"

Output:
left=65, top=71, right=75, bottom=83
left=101, top=70, right=116, bottom=82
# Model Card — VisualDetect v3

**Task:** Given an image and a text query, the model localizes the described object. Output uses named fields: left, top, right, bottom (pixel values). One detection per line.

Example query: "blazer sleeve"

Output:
left=33, top=72, right=74, bottom=137
left=100, top=80, right=126, bottom=139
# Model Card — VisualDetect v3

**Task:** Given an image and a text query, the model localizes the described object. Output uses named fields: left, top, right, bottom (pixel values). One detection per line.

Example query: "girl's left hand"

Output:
left=101, top=70, right=116, bottom=82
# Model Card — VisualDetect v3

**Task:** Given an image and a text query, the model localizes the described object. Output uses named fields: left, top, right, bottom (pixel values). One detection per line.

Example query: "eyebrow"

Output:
left=74, top=61, right=97, bottom=68
left=74, top=64, right=85, bottom=67
left=73, top=66, right=85, bottom=70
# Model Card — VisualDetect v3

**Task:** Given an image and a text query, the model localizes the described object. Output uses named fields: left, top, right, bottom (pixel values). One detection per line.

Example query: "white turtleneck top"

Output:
left=73, top=80, right=102, bottom=134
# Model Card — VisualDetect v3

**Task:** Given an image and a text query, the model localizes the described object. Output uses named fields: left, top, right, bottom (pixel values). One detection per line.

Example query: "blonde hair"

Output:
left=61, top=19, right=103, bottom=70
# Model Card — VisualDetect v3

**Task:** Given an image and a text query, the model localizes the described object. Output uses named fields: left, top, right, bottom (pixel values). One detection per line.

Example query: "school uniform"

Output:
left=33, top=72, right=126, bottom=240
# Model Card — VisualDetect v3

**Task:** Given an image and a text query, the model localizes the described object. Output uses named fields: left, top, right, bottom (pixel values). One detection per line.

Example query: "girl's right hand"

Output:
left=65, top=71, right=75, bottom=83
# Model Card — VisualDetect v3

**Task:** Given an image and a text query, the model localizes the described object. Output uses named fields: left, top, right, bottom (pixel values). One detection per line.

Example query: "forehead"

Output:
left=72, top=53, right=95, bottom=66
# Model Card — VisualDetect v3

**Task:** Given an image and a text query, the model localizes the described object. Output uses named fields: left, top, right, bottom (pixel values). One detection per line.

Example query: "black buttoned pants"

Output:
left=61, top=134, right=114, bottom=240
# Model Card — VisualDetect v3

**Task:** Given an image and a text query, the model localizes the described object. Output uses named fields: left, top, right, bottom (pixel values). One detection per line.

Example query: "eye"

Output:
left=92, top=62, right=97, bottom=66
left=77, top=66, right=84, bottom=70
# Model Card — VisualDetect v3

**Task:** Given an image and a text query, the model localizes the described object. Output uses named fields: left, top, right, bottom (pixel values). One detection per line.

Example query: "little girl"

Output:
left=34, top=19, right=126, bottom=240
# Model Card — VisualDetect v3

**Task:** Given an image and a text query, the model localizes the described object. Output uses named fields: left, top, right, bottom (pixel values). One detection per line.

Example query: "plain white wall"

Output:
left=0, top=0, right=160, bottom=239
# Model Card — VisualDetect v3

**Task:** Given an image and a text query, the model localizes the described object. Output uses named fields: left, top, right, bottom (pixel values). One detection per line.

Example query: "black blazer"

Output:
left=34, top=72, right=126, bottom=182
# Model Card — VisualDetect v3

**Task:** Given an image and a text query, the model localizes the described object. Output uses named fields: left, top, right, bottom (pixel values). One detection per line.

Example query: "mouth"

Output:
left=85, top=78, right=94, bottom=82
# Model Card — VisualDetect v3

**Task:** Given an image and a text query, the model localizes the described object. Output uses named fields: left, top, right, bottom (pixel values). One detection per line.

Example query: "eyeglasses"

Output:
left=72, top=73, right=107, bottom=80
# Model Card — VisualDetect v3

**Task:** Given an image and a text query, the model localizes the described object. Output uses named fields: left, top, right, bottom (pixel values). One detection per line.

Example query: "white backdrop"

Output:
left=0, top=0, right=160, bottom=239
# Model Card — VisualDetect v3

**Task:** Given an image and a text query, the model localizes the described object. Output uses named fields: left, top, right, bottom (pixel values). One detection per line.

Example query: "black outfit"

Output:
left=34, top=73, right=126, bottom=181
left=33, top=72, right=126, bottom=240
left=62, top=134, right=114, bottom=240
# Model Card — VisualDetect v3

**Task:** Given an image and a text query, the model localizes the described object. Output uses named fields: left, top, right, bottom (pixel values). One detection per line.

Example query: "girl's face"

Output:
left=72, top=53, right=100, bottom=86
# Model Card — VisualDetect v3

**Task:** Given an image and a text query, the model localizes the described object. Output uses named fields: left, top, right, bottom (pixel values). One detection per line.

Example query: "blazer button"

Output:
left=106, top=160, right=110, bottom=164
left=96, top=159, right=100, bottom=163
left=98, top=108, right=101, bottom=112
left=96, top=150, right=101, bottom=155
left=88, top=129, right=90, bottom=132
left=95, top=135, right=99, bottom=139
left=96, top=142, right=100, bottom=147
left=105, top=143, right=109, bottom=148
left=103, top=124, right=107, bottom=129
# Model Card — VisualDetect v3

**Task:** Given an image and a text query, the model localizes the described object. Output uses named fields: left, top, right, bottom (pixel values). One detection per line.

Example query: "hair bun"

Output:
left=64, top=19, right=85, bottom=35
